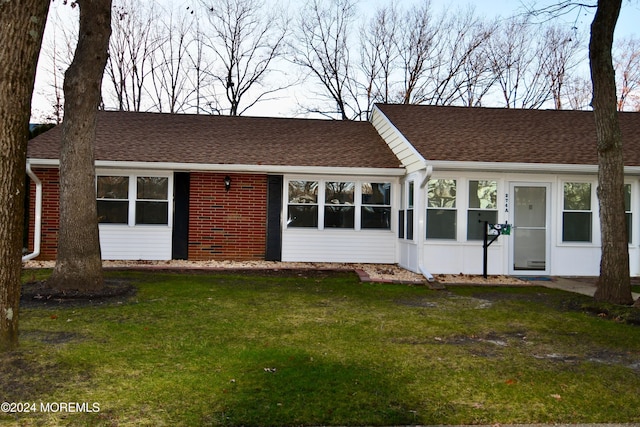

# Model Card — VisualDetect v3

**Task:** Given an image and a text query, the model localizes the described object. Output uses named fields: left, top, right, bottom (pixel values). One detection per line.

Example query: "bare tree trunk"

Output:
left=589, top=0, right=634, bottom=305
left=48, top=0, right=112, bottom=292
left=0, top=0, right=50, bottom=351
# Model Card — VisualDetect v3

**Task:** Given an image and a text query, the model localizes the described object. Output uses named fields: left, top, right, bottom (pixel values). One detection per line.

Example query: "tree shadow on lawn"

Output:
left=206, top=347, right=424, bottom=426
left=0, top=348, right=86, bottom=404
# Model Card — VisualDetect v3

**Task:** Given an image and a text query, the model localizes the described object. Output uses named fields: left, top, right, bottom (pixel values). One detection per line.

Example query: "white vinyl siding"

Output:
left=99, top=226, right=173, bottom=260
left=96, top=170, right=173, bottom=260
left=282, top=174, right=398, bottom=264
left=282, top=229, right=396, bottom=263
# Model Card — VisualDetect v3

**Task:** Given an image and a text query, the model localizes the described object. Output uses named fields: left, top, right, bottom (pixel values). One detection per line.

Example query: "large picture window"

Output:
left=427, top=179, right=457, bottom=239
left=97, top=174, right=170, bottom=226
left=287, top=179, right=392, bottom=230
left=467, top=180, right=498, bottom=240
left=562, top=182, right=592, bottom=242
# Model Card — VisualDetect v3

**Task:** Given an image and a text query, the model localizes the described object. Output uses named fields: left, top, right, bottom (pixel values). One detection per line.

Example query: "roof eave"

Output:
left=27, top=158, right=406, bottom=177
left=427, top=160, right=640, bottom=175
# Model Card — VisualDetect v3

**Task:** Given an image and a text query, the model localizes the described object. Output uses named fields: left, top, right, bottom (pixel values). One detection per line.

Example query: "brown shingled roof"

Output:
left=376, top=104, right=640, bottom=166
left=28, top=110, right=402, bottom=170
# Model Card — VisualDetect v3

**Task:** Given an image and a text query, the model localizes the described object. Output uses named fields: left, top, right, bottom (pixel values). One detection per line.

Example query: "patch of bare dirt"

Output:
left=20, top=279, right=136, bottom=308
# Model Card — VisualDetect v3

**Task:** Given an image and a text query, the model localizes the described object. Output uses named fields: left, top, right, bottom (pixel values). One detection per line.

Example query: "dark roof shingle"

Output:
left=28, top=111, right=402, bottom=170
left=376, top=104, right=640, bottom=166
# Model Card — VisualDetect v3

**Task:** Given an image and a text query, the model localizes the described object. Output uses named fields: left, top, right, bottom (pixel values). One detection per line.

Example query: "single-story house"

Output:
left=25, top=104, right=640, bottom=277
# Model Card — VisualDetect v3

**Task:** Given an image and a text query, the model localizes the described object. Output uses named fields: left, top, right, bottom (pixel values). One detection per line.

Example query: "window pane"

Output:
left=408, top=182, right=414, bottom=208
left=325, top=182, right=354, bottom=204
left=626, top=184, right=632, bottom=244
left=406, top=209, right=414, bottom=240
left=97, top=176, right=128, bottom=199
left=564, top=183, right=591, bottom=210
left=428, top=179, right=456, bottom=208
left=287, top=205, right=318, bottom=227
left=515, top=186, right=547, bottom=228
left=398, top=210, right=405, bottom=238
left=324, top=206, right=354, bottom=228
left=467, top=210, right=498, bottom=240
left=625, top=184, right=631, bottom=211
left=136, top=201, right=168, bottom=224
left=97, top=200, right=128, bottom=224
left=362, top=183, right=391, bottom=205
left=427, top=209, right=456, bottom=239
left=362, top=207, right=391, bottom=229
left=563, top=212, right=592, bottom=242
left=288, top=181, right=318, bottom=204
left=469, top=180, right=497, bottom=209
left=137, top=177, right=168, bottom=200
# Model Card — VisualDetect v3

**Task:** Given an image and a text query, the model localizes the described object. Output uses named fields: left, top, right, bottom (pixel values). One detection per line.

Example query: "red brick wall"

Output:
left=26, top=168, right=60, bottom=260
left=25, top=169, right=269, bottom=261
left=188, top=172, right=268, bottom=260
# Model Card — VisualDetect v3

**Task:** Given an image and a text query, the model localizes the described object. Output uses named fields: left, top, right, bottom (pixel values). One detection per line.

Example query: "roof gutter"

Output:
left=22, top=162, right=42, bottom=262
left=427, top=160, right=640, bottom=175
left=26, top=158, right=407, bottom=177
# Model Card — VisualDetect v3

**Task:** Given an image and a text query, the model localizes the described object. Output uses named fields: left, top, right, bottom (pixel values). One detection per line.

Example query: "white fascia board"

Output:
left=427, top=160, right=640, bottom=176
left=27, top=158, right=406, bottom=177
left=27, top=159, right=58, bottom=167
left=370, top=105, right=427, bottom=173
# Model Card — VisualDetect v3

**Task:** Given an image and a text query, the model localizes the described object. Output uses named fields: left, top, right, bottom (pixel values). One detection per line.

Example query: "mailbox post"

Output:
left=482, top=221, right=511, bottom=279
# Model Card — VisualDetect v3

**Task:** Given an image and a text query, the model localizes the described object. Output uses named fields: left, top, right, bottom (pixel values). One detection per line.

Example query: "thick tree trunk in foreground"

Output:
left=47, top=0, right=113, bottom=292
left=589, top=0, right=635, bottom=305
left=0, top=0, right=50, bottom=351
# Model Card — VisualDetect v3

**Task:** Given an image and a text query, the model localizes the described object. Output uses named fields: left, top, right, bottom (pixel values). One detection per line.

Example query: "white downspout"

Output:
left=418, top=164, right=435, bottom=282
left=22, top=163, right=42, bottom=262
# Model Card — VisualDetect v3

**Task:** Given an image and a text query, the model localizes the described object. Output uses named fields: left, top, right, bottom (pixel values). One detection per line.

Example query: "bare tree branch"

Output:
left=200, top=0, right=290, bottom=116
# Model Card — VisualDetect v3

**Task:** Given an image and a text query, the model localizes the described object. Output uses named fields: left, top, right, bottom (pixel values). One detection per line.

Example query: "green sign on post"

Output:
left=489, top=223, right=511, bottom=236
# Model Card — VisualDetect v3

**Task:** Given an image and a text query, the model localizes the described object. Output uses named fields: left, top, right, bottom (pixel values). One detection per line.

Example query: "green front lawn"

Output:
left=3, top=269, right=640, bottom=426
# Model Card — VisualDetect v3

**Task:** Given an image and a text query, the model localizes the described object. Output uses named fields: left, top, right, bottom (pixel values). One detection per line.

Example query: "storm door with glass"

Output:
left=510, top=184, right=550, bottom=274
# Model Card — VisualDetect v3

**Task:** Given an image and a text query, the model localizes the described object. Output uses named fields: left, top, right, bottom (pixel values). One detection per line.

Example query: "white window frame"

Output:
left=561, top=180, right=594, bottom=244
left=324, top=181, right=356, bottom=229
left=285, top=177, right=394, bottom=232
left=96, top=170, right=173, bottom=227
left=426, top=178, right=457, bottom=240
left=361, top=182, right=392, bottom=230
left=625, top=181, right=634, bottom=246
left=466, top=179, right=499, bottom=241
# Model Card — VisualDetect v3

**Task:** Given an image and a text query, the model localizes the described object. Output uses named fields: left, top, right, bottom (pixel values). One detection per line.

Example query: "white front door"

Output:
left=509, top=183, right=551, bottom=275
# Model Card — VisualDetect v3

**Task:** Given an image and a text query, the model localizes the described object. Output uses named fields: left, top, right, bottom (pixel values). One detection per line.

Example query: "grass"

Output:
left=3, top=269, right=640, bottom=426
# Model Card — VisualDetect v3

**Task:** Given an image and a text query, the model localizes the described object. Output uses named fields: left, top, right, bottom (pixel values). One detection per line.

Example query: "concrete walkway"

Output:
left=542, top=277, right=640, bottom=300
left=417, top=424, right=640, bottom=427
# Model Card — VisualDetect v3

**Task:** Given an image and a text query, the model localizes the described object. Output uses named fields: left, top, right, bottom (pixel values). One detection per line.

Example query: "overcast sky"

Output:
left=30, top=0, right=640, bottom=121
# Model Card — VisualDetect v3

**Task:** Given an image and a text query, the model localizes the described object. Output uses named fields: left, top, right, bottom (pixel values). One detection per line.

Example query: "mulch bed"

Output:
left=20, top=279, right=137, bottom=308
